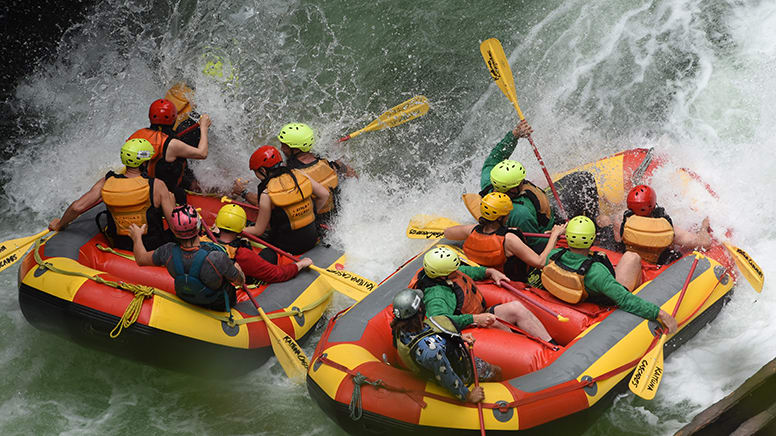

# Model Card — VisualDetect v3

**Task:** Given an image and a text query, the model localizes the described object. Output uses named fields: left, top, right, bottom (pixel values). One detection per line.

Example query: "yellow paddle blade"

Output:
left=438, top=244, right=481, bottom=267
left=0, top=229, right=51, bottom=273
left=723, top=243, right=764, bottom=293
left=257, top=307, right=309, bottom=383
left=480, top=38, right=524, bottom=120
left=462, top=193, right=482, bottom=220
left=310, top=264, right=377, bottom=302
left=629, top=334, right=667, bottom=400
left=348, top=95, right=430, bottom=139
left=406, top=215, right=460, bottom=239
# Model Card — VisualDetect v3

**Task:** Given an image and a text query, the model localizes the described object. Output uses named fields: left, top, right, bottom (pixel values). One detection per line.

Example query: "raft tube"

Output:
left=306, top=148, right=738, bottom=434
left=17, top=194, right=342, bottom=377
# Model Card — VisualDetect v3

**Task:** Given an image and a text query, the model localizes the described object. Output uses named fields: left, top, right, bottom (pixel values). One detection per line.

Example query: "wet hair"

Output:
left=390, top=310, right=425, bottom=338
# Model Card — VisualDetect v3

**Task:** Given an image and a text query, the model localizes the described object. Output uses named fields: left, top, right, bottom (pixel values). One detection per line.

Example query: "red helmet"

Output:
left=170, top=205, right=200, bottom=239
left=627, top=185, right=657, bottom=217
left=148, top=99, right=178, bottom=126
left=249, top=145, right=282, bottom=171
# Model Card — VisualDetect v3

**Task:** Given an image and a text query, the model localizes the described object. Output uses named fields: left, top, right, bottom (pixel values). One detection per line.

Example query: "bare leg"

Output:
left=492, top=301, right=553, bottom=342
left=615, top=251, right=642, bottom=291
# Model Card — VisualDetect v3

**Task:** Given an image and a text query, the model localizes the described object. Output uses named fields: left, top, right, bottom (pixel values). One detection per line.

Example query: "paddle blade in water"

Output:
left=629, top=334, right=667, bottom=400
left=258, top=307, right=309, bottom=383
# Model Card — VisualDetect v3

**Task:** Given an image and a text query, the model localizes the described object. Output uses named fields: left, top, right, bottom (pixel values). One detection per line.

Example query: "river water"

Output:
left=1, top=0, right=775, bottom=434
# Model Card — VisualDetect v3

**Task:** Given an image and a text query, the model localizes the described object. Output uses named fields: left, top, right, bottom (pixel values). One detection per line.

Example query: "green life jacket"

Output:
left=393, top=316, right=473, bottom=384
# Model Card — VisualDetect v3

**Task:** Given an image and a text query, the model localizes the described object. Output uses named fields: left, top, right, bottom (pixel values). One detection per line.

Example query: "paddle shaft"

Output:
left=221, top=196, right=259, bottom=211
left=671, top=256, right=699, bottom=319
left=468, top=343, right=486, bottom=436
left=240, top=231, right=301, bottom=262
left=525, top=135, right=567, bottom=221
left=500, top=281, right=569, bottom=322
left=175, top=122, right=200, bottom=139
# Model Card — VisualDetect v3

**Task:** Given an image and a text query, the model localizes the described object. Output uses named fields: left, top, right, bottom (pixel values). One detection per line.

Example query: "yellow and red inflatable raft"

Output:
left=306, top=148, right=739, bottom=434
left=17, top=194, right=340, bottom=376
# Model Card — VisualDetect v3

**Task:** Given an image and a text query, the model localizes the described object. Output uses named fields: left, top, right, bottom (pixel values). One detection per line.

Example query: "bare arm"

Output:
left=307, top=175, right=330, bottom=212
left=243, top=192, right=272, bottom=236
left=49, top=178, right=105, bottom=231
left=153, top=179, right=175, bottom=223
left=444, top=224, right=475, bottom=241
left=128, top=224, right=155, bottom=266
left=166, top=114, right=210, bottom=161
left=505, top=224, right=564, bottom=268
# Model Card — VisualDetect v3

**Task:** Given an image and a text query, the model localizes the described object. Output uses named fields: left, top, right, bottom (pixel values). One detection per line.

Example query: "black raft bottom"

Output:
left=18, top=282, right=274, bottom=377
left=307, top=291, right=733, bottom=435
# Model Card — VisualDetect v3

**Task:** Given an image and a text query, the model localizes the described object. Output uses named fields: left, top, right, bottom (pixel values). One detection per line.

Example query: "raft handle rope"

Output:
left=349, top=373, right=385, bottom=421
left=314, top=263, right=733, bottom=415
left=32, top=238, right=333, bottom=337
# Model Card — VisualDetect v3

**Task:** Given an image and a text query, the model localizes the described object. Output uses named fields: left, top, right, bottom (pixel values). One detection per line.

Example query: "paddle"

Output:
left=338, top=95, right=430, bottom=142
left=0, top=229, right=51, bottom=273
left=468, top=343, right=487, bottom=436
left=406, top=215, right=564, bottom=241
left=500, top=282, right=569, bottom=323
left=479, top=38, right=567, bottom=220
left=0, top=200, right=103, bottom=273
left=197, top=211, right=311, bottom=382
left=220, top=196, right=259, bottom=211
left=629, top=255, right=699, bottom=400
left=723, top=243, right=764, bottom=293
left=249, top=287, right=310, bottom=383
left=239, top=232, right=377, bottom=302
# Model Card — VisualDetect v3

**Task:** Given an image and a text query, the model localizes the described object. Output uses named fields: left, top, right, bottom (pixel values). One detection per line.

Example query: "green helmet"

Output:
left=490, top=159, right=526, bottom=192
left=121, top=138, right=155, bottom=168
left=277, top=123, right=315, bottom=152
left=566, top=215, right=596, bottom=249
left=423, top=246, right=461, bottom=278
left=392, top=289, right=424, bottom=320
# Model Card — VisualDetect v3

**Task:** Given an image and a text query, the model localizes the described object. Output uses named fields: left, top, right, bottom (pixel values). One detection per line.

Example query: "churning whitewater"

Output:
left=1, top=0, right=774, bottom=435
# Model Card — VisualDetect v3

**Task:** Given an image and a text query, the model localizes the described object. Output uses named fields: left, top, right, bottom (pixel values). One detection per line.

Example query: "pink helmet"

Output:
left=170, top=205, right=200, bottom=239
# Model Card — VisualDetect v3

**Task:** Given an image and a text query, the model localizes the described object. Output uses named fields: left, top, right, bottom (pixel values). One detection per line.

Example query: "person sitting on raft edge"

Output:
left=205, top=204, right=313, bottom=283
left=409, top=246, right=559, bottom=345
left=128, top=205, right=245, bottom=312
left=479, top=120, right=556, bottom=254
left=445, top=191, right=565, bottom=283
left=597, top=184, right=712, bottom=265
left=541, top=215, right=678, bottom=333
left=127, top=98, right=212, bottom=204
left=391, top=288, right=502, bottom=404
left=232, top=145, right=330, bottom=256
left=48, top=138, right=175, bottom=251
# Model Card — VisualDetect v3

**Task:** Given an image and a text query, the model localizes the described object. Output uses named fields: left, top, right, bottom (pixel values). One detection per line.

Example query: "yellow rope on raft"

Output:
left=32, top=239, right=334, bottom=337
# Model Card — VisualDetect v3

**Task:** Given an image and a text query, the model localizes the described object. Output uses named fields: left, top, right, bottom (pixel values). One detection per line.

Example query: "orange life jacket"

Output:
left=266, top=169, right=315, bottom=231
left=541, top=249, right=614, bottom=304
left=409, top=269, right=487, bottom=315
left=463, top=225, right=507, bottom=269
left=101, top=175, right=152, bottom=236
left=128, top=128, right=187, bottom=188
left=288, top=155, right=338, bottom=214
left=622, top=215, right=674, bottom=264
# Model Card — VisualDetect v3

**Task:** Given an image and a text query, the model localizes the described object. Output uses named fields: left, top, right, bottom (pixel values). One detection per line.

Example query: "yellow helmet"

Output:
left=480, top=192, right=513, bottom=221
left=490, top=159, right=526, bottom=192
left=423, top=247, right=460, bottom=278
left=566, top=215, right=596, bottom=249
left=215, top=204, right=247, bottom=233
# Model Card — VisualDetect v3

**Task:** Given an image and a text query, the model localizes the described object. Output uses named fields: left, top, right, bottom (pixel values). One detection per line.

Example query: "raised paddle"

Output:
left=479, top=38, right=567, bottom=220
left=338, top=95, right=430, bottom=142
left=723, top=243, right=764, bottom=293
left=197, top=212, right=311, bottom=382
left=239, top=232, right=377, bottom=302
left=629, top=255, right=700, bottom=400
